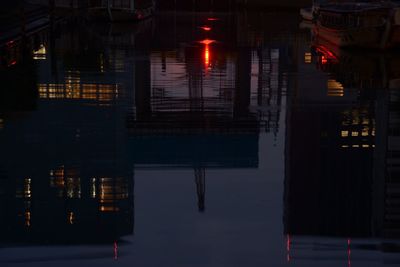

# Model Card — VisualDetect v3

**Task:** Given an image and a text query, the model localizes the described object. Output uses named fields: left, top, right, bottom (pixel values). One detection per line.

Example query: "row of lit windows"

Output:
left=341, top=144, right=375, bottom=148
left=341, top=129, right=375, bottom=137
left=342, top=110, right=374, bottom=126
left=38, top=83, right=119, bottom=101
left=48, top=167, right=129, bottom=212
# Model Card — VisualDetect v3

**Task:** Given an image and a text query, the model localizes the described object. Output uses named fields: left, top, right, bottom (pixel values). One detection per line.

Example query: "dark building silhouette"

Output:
left=284, top=41, right=400, bottom=239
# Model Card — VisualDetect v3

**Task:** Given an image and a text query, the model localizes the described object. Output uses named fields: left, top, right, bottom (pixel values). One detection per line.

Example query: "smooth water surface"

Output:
left=0, top=10, right=400, bottom=267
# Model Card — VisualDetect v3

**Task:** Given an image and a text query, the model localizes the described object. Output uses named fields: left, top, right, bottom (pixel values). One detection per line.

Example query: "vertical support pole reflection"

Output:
left=234, top=48, right=251, bottom=118
left=49, top=0, right=58, bottom=77
left=135, top=52, right=151, bottom=120
left=194, top=168, right=206, bottom=212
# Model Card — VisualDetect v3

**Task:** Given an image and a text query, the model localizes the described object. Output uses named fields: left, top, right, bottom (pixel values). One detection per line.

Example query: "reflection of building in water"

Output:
left=0, top=96, right=134, bottom=244
left=0, top=10, right=302, bottom=242
left=127, top=12, right=302, bottom=211
left=284, top=92, right=376, bottom=237
left=2, top=165, right=134, bottom=243
left=374, top=88, right=400, bottom=239
left=132, top=12, right=295, bottom=134
left=284, top=39, right=400, bottom=247
left=281, top=36, right=400, bottom=264
left=0, top=21, right=135, bottom=244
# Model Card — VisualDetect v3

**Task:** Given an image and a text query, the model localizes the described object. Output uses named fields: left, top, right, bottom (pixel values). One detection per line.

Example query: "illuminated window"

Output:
left=25, top=211, right=31, bottom=227
left=33, top=44, right=46, bottom=60
left=68, top=211, right=75, bottom=224
left=66, top=177, right=81, bottom=199
left=304, top=52, right=312, bottom=64
left=327, top=79, right=344, bottom=97
left=91, top=178, right=97, bottom=198
left=37, top=82, right=119, bottom=102
left=341, top=131, right=349, bottom=137
left=98, top=177, right=129, bottom=212
left=24, top=178, right=31, bottom=198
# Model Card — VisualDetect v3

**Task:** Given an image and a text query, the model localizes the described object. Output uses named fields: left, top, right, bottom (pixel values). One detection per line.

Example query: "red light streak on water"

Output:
left=199, top=39, right=216, bottom=45
left=114, top=241, right=118, bottom=260
left=286, top=234, right=291, bottom=262
left=204, top=45, right=210, bottom=68
left=347, top=238, right=351, bottom=267
left=200, top=26, right=212, bottom=31
left=199, top=39, right=216, bottom=72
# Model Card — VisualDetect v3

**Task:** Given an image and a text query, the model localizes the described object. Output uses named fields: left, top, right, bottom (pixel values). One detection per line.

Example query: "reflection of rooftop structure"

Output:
left=311, top=38, right=400, bottom=90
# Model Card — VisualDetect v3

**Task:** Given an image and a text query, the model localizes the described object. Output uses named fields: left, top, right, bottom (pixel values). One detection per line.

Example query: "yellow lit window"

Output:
left=33, top=44, right=46, bottom=60
left=327, top=79, right=344, bottom=97
left=304, top=52, right=312, bottom=64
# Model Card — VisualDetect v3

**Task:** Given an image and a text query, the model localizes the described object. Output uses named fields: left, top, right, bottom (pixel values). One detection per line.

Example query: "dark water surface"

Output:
left=1, top=10, right=400, bottom=267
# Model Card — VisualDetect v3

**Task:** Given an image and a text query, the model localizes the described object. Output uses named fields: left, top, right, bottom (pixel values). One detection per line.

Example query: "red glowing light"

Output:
left=200, top=26, right=212, bottom=31
left=207, top=18, right=218, bottom=21
left=199, top=39, right=216, bottom=45
left=347, top=238, right=351, bottom=267
left=114, top=241, right=118, bottom=260
left=205, top=45, right=210, bottom=67
left=8, top=60, right=17, bottom=67
left=321, top=55, right=328, bottom=64
left=315, top=45, right=337, bottom=65
left=199, top=39, right=216, bottom=71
